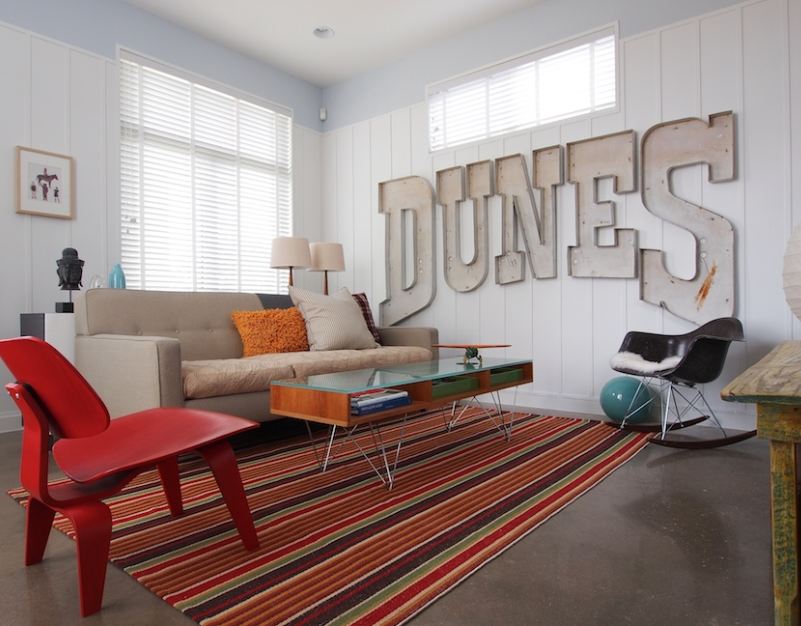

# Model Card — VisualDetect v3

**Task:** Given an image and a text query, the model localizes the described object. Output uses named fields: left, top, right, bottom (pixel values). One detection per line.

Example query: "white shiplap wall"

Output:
left=0, top=22, right=322, bottom=431
left=321, top=0, right=801, bottom=428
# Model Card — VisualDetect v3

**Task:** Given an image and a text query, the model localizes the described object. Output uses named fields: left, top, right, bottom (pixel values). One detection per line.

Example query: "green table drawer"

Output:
left=490, top=366, right=524, bottom=386
left=432, top=375, right=479, bottom=399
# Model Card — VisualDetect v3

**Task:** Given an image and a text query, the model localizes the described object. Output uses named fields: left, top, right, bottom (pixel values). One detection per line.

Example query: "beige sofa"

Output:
left=74, top=289, right=438, bottom=421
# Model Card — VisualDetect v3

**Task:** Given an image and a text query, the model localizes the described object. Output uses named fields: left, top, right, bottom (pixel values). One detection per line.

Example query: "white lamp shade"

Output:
left=270, top=236, right=311, bottom=269
left=309, top=242, right=346, bottom=272
left=784, top=225, right=801, bottom=321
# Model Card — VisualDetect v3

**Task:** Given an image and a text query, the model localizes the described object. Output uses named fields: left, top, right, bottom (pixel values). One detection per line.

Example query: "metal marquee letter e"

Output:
left=379, top=176, right=436, bottom=326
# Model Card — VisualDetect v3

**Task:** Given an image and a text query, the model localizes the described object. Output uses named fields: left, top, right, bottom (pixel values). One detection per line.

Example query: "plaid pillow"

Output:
left=352, top=293, right=382, bottom=344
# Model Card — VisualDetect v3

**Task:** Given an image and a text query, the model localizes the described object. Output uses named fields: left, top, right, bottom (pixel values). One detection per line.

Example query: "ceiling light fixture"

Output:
left=313, top=26, right=335, bottom=39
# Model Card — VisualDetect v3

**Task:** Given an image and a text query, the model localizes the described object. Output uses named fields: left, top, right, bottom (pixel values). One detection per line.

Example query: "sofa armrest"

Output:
left=378, top=326, right=439, bottom=359
left=75, top=334, right=183, bottom=418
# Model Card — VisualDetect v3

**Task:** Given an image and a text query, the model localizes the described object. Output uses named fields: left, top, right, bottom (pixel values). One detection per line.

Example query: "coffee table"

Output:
left=270, top=358, right=533, bottom=488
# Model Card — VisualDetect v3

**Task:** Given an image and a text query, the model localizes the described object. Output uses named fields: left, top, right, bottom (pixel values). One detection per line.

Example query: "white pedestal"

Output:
left=20, top=313, right=76, bottom=363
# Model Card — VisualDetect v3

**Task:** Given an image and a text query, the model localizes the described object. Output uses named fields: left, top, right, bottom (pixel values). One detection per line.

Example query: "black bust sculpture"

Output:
left=56, top=247, right=84, bottom=312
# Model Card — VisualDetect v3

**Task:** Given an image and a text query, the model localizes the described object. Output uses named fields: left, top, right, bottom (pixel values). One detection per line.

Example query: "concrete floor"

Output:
left=0, top=424, right=773, bottom=625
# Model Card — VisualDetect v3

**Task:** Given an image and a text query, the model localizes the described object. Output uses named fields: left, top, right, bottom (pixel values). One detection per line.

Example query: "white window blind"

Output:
left=428, top=27, right=617, bottom=151
left=119, top=52, right=293, bottom=292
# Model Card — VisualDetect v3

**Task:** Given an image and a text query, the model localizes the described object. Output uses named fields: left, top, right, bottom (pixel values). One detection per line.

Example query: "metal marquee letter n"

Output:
left=640, top=111, right=736, bottom=324
left=379, top=176, right=436, bottom=326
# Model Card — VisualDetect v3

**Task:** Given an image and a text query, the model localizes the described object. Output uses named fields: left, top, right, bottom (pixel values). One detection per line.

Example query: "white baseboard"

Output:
left=0, top=410, right=21, bottom=433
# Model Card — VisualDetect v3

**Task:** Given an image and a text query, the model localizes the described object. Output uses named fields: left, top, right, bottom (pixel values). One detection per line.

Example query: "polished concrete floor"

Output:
left=0, top=422, right=773, bottom=625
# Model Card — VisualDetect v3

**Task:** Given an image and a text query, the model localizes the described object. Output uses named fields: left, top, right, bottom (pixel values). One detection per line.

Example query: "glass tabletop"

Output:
left=272, top=357, right=531, bottom=394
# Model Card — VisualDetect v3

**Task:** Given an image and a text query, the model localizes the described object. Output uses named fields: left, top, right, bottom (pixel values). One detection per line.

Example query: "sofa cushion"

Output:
left=289, top=286, right=379, bottom=351
left=182, top=353, right=298, bottom=399
left=181, top=346, right=432, bottom=399
left=285, top=346, right=432, bottom=377
left=232, top=307, right=309, bottom=356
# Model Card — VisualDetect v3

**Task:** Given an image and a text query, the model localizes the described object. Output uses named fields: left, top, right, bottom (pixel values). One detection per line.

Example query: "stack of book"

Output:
left=350, top=388, right=411, bottom=415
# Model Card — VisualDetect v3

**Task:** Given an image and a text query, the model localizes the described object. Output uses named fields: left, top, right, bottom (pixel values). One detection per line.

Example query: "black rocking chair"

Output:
left=609, top=317, right=756, bottom=448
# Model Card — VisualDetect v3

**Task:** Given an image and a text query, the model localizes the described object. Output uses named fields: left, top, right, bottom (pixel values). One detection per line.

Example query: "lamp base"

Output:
left=55, top=302, right=74, bottom=313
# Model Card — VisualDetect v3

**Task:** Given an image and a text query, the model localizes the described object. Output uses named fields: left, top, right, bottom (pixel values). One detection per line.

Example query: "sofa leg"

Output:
left=199, top=440, right=259, bottom=551
left=25, top=497, right=55, bottom=566
left=158, top=457, right=184, bottom=517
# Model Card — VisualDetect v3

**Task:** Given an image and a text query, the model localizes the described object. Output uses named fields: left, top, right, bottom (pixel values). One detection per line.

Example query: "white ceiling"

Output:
left=124, top=0, right=540, bottom=87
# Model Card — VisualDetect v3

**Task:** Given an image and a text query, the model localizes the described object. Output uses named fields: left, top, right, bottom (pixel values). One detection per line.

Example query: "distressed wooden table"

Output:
left=722, top=341, right=801, bottom=626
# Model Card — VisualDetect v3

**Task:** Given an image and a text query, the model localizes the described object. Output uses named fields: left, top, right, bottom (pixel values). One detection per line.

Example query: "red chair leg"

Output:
left=66, top=501, right=112, bottom=617
left=198, top=440, right=259, bottom=551
left=24, top=497, right=55, bottom=565
left=157, top=457, right=184, bottom=517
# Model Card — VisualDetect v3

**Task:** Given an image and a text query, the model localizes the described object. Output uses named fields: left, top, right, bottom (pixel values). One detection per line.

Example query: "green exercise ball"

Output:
left=600, top=376, right=653, bottom=423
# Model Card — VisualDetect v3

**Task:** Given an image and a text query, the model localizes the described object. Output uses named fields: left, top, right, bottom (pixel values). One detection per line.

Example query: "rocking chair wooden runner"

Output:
left=609, top=318, right=756, bottom=449
left=0, top=337, right=260, bottom=616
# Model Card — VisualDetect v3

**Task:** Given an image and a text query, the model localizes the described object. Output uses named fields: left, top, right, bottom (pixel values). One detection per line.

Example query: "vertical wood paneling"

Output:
left=370, top=115, right=391, bottom=311
left=319, top=0, right=793, bottom=425
left=589, top=111, right=629, bottom=396
left=352, top=121, right=372, bottom=294
left=530, top=126, right=562, bottom=395
left=559, top=119, right=594, bottom=397
left=335, top=127, right=354, bottom=292
left=743, top=0, right=792, bottom=358
left=502, top=131, right=534, bottom=380
left=699, top=9, right=749, bottom=414
left=69, top=50, right=106, bottom=289
left=30, top=37, right=70, bottom=313
left=105, top=60, right=119, bottom=276
left=622, top=32, right=664, bottom=335
left=430, top=150, right=456, bottom=342
left=0, top=24, right=31, bottom=422
left=321, top=131, right=337, bottom=292
left=452, top=144, right=481, bottom=347
left=790, top=0, right=801, bottom=339
left=409, top=102, right=435, bottom=327
left=477, top=139, right=506, bottom=347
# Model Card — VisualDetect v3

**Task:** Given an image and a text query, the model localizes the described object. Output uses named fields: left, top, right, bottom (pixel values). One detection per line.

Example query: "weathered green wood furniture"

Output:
left=721, top=341, right=801, bottom=626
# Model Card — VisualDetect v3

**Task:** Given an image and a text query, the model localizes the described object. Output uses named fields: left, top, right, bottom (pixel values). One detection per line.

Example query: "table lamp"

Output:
left=309, top=242, right=345, bottom=294
left=270, top=236, right=311, bottom=287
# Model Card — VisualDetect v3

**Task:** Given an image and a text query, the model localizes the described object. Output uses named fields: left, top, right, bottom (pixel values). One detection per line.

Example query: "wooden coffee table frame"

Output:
left=271, top=361, right=533, bottom=488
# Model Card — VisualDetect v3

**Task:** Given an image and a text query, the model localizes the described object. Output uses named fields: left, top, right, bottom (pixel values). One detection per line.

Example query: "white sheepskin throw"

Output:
left=609, top=351, right=682, bottom=374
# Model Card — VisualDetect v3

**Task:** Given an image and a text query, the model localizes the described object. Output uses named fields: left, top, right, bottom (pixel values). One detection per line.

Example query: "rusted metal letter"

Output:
left=494, top=146, right=564, bottom=284
left=567, top=130, right=638, bottom=278
left=379, top=176, right=436, bottom=326
left=437, top=161, right=492, bottom=292
left=640, top=111, right=735, bottom=323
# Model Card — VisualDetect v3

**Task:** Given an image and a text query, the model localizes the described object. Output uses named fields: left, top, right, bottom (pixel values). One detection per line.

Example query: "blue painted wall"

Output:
left=0, top=0, right=323, bottom=130
left=321, top=0, right=745, bottom=129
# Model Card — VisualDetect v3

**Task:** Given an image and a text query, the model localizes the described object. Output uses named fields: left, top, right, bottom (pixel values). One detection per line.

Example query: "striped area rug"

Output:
left=9, top=409, right=650, bottom=625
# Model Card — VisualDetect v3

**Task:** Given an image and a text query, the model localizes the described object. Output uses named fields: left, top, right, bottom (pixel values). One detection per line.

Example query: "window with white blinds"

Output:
left=428, top=27, right=617, bottom=151
left=119, top=52, right=293, bottom=292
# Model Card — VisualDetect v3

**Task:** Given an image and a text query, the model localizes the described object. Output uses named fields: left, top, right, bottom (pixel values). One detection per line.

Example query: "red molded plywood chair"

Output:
left=0, top=337, right=260, bottom=616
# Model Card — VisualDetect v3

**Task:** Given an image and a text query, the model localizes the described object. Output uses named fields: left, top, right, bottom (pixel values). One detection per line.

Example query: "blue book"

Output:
left=351, top=396, right=412, bottom=415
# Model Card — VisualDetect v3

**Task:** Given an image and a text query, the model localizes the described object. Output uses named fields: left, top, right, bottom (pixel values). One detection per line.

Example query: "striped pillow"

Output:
left=289, top=286, right=379, bottom=351
left=352, top=292, right=382, bottom=344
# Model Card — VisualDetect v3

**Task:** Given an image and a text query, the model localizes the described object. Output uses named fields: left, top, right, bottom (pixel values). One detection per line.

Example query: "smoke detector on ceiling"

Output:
left=313, top=26, right=335, bottom=39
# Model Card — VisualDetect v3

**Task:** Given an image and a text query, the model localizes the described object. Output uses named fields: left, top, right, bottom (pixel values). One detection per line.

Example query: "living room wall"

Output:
left=319, top=0, right=801, bottom=427
left=0, top=18, right=323, bottom=431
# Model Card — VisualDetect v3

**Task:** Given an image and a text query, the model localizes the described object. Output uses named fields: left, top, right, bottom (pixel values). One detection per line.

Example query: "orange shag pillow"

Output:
left=232, top=307, right=310, bottom=357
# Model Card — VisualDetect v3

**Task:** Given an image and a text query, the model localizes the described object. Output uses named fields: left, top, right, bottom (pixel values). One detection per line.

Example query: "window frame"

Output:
left=116, top=47, right=294, bottom=293
left=425, top=23, right=620, bottom=153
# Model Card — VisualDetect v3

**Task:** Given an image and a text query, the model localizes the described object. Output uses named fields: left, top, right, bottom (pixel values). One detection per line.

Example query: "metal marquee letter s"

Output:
left=379, top=176, right=436, bottom=326
left=640, top=111, right=735, bottom=323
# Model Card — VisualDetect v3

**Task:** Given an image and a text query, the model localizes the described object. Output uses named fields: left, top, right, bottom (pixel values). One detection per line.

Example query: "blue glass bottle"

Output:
left=108, top=263, right=126, bottom=289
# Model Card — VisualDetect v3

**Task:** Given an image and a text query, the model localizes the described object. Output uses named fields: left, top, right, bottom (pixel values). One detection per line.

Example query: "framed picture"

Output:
left=16, top=146, right=74, bottom=219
